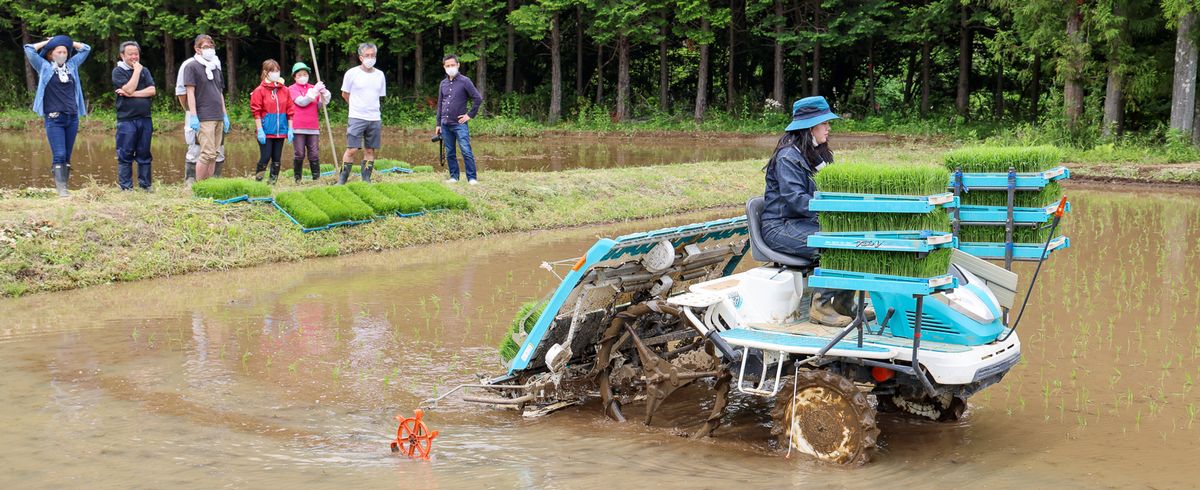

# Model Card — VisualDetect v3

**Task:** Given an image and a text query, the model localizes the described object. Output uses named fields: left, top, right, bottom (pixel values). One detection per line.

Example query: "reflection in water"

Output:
left=0, top=188, right=1197, bottom=487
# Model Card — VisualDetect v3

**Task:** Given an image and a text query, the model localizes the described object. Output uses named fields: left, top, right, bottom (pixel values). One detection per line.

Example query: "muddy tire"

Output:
left=877, top=393, right=966, bottom=422
left=770, top=369, right=879, bottom=465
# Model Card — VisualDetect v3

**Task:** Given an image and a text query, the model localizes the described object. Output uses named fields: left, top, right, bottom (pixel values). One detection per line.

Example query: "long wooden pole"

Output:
left=308, top=37, right=340, bottom=171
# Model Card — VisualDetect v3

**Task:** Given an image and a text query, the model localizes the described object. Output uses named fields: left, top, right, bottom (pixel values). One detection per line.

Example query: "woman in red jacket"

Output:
left=250, top=59, right=294, bottom=183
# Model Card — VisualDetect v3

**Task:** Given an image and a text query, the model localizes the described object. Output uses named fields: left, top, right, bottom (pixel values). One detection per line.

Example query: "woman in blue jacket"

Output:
left=25, top=35, right=91, bottom=197
left=761, top=96, right=872, bottom=327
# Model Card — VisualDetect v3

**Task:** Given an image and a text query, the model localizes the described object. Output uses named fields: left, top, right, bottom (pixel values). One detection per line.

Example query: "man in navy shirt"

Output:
left=112, top=41, right=156, bottom=191
left=434, top=55, right=483, bottom=184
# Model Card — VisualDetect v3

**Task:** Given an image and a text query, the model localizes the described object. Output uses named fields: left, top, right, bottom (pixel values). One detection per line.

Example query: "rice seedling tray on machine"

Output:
left=808, top=268, right=958, bottom=296
left=809, top=191, right=959, bottom=214
left=958, top=236, right=1070, bottom=260
left=948, top=166, right=1070, bottom=190
left=806, top=230, right=957, bottom=253
left=956, top=201, right=1072, bottom=225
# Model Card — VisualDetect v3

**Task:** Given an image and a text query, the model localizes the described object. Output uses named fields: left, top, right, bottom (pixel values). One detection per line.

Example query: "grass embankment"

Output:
left=0, top=159, right=764, bottom=297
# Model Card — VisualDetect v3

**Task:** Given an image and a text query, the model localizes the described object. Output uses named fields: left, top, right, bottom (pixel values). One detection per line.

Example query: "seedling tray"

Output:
left=957, top=236, right=1070, bottom=261
left=957, top=201, right=1072, bottom=224
left=949, top=166, right=1069, bottom=190
left=807, top=230, right=957, bottom=253
left=808, top=268, right=958, bottom=296
left=809, top=192, right=959, bottom=213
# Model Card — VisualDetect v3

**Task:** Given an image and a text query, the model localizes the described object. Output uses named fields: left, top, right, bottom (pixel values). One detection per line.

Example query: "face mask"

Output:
left=268, top=71, right=281, bottom=82
left=201, top=48, right=216, bottom=61
left=296, top=76, right=309, bottom=85
left=445, top=66, right=458, bottom=77
left=52, top=54, right=68, bottom=65
left=362, top=58, right=376, bottom=69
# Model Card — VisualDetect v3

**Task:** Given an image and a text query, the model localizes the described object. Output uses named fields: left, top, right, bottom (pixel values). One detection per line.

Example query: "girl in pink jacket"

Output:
left=287, top=61, right=331, bottom=182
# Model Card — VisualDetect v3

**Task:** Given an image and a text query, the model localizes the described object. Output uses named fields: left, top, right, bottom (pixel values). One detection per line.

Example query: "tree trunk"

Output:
left=616, top=35, right=630, bottom=122
left=812, top=41, right=821, bottom=95
left=903, top=49, right=916, bottom=108
left=772, top=0, right=784, bottom=104
left=414, top=31, right=424, bottom=97
left=867, top=39, right=877, bottom=114
left=695, top=19, right=711, bottom=123
left=920, top=39, right=930, bottom=119
left=660, top=22, right=670, bottom=112
left=1030, top=51, right=1041, bottom=123
left=22, top=22, right=36, bottom=92
left=279, top=37, right=286, bottom=67
left=476, top=39, right=487, bottom=111
left=1170, top=11, right=1197, bottom=136
left=226, top=36, right=239, bottom=99
left=396, top=51, right=405, bottom=92
left=993, top=57, right=1004, bottom=119
left=576, top=5, right=585, bottom=96
left=505, top=0, right=515, bottom=94
left=726, top=0, right=738, bottom=112
left=956, top=4, right=971, bottom=119
left=550, top=12, right=563, bottom=123
left=164, top=33, right=177, bottom=92
left=595, top=44, right=604, bottom=104
left=1064, top=0, right=1085, bottom=132
left=1102, top=7, right=1126, bottom=138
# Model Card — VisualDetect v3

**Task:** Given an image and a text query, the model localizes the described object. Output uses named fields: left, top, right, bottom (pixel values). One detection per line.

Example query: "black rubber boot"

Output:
left=361, top=160, right=374, bottom=183
left=309, top=160, right=321, bottom=181
left=184, top=161, right=196, bottom=188
left=52, top=164, right=69, bottom=198
left=293, top=158, right=304, bottom=183
left=337, top=163, right=352, bottom=185
left=214, top=160, right=225, bottom=177
left=268, top=161, right=281, bottom=184
left=254, top=160, right=267, bottom=181
left=833, top=290, right=877, bottom=322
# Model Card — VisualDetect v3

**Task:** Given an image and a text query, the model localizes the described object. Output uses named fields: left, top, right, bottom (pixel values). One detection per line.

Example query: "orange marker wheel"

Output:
left=390, top=409, right=438, bottom=460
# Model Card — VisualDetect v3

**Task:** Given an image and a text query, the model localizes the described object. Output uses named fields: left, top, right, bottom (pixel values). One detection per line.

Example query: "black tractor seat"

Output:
left=745, top=196, right=816, bottom=271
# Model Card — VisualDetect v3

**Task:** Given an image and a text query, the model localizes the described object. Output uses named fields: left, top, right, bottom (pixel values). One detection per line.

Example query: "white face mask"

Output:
left=445, top=66, right=458, bottom=77
left=295, top=75, right=309, bottom=85
left=362, top=58, right=376, bottom=69
left=201, top=48, right=216, bottom=61
left=268, top=71, right=281, bottom=82
left=52, top=54, right=68, bottom=65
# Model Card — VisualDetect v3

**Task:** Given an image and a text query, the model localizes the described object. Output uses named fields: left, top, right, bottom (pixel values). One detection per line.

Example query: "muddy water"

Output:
left=1, top=186, right=1197, bottom=488
left=0, top=131, right=908, bottom=190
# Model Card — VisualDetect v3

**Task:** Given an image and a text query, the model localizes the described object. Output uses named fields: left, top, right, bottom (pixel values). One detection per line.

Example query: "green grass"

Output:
left=347, top=182, right=401, bottom=215
left=375, top=183, right=427, bottom=213
left=412, top=165, right=434, bottom=173
left=815, top=162, right=949, bottom=196
left=959, top=224, right=1054, bottom=243
left=818, top=209, right=952, bottom=233
left=498, top=301, right=546, bottom=362
left=324, top=186, right=376, bottom=221
left=281, top=163, right=335, bottom=179
left=958, top=182, right=1063, bottom=207
left=942, top=145, right=1063, bottom=173
left=820, top=248, right=953, bottom=278
left=275, top=191, right=332, bottom=228
left=192, top=178, right=273, bottom=200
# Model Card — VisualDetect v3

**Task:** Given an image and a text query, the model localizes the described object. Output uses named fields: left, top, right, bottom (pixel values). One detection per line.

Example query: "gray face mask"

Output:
left=52, top=53, right=68, bottom=65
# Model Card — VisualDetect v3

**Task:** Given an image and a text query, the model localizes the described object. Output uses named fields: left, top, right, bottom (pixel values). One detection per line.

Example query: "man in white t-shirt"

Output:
left=175, top=35, right=225, bottom=187
left=339, top=42, right=386, bottom=184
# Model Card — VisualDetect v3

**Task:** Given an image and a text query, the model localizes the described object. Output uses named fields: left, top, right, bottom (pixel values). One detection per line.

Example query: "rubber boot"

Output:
left=268, top=161, right=281, bottom=184
left=309, top=160, right=320, bottom=181
left=184, top=161, right=196, bottom=188
left=214, top=160, right=224, bottom=177
left=337, top=163, right=352, bottom=185
left=293, top=159, right=304, bottom=183
left=361, top=160, right=374, bottom=183
left=254, top=159, right=267, bottom=181
left=809, top=289, right=853, bottom=327
left=52, top=164, right=69, bottom=198
left=833, top=290, right=877, bottom=322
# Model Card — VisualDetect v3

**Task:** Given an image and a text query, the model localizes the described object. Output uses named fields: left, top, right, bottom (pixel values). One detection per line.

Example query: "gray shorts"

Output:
left=346, top=118, right=382, bottom=149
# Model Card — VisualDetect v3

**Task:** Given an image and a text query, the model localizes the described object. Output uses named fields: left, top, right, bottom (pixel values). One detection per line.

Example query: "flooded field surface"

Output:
left=0, top=131, right=906, bottom=189
left=1, top=185, right=1197, bottom=488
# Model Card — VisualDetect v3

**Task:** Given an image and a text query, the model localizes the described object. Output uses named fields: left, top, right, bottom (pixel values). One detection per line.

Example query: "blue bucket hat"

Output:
left=784, top=96, right=839, bottom=132
left=38, top=35, right=76, bottom=59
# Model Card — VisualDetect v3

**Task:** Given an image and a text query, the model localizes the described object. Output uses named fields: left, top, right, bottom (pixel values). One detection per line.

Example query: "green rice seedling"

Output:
left=373, top=158, right=412, bottom=170
left=275, top=191, right=332, bottom=228
left=302, top=187, right=355, bottom=223
left=498, top=301, right=546, bottom=362
left=417, top=181, right=469, bottom=209
left=325, top=186, right=376, bottom=220
left=412, top=165, right=434, bottom=173
left=818, top=209, right=951, bottom=233
left=942, top=145, right=1063, bottom=173
left=815, top=162, right=949, bottom=196
left=959, top=224, right=1054, bottom=243
left=192, top=178, right=273, bottom=199
left=281, top=163, right=336, bottom=178
left=958, top=182, right=1063, bottom=207
left=397, top=182, right=447, bottom=209
left=375, top=183, right=426, bottom=213
left=819, top=248, right=952, bottom=278
left=347, top=182, right=401, bottom=215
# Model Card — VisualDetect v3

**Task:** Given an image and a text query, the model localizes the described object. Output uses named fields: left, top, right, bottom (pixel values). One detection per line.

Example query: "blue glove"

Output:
left=187, top=114, right=200, bottom=132
left=286, top=126, right=294, bottom=144
left=222, top=114, right=231, bottom=134
left=256, top=127, right=266, bottom=145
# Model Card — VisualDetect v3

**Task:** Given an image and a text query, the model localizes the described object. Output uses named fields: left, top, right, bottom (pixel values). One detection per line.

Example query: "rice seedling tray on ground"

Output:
left=809, top=192, right=958, bottom=213
left=957, top=236, right=1070, bottom=261
left=808, top=268, right=958, bottom=296
left=948, top=166, right=1070, bottom=191
left=272, top=200, right=374, bottom=233
left=957, top=202, right=1072, bottom=224
left=192, top=178, right=273, bottom=201
left=807, top=231, right=957, bottom=253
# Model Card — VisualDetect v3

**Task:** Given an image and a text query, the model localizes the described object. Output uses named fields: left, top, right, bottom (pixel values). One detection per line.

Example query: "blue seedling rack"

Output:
left=809, top=191, right=959, bottom=213
left=947, top=166, right=1069, bottom=190
left=949, top=165, right=1072, bottom=265
left=806, top=230, right=957, bottom=253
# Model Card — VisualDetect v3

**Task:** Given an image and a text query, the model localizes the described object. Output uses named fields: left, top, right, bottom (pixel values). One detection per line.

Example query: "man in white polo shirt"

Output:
left=338, top=42, right=386, bottom=184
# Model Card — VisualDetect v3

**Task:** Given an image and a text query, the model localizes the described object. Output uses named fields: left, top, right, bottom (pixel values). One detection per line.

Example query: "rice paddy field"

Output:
left=0, top=184, right=1195, bottom=488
